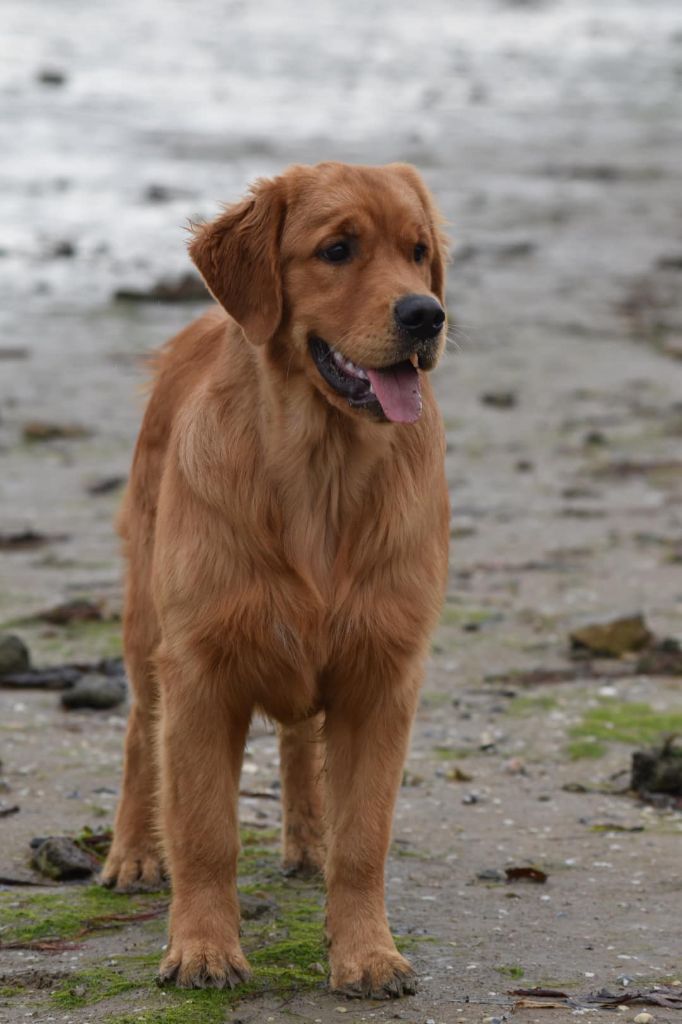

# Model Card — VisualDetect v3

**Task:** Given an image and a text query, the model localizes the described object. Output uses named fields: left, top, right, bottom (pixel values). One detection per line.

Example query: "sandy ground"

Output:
left=1, top=1, right=682, bottom=1022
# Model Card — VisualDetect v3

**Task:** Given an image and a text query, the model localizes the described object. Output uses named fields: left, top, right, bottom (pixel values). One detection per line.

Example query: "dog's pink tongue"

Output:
left=366, top=361, right=422, bottom=423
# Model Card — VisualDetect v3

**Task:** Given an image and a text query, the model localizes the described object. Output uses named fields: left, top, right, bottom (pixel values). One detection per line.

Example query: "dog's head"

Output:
left=189, top=162, right=448, bottom=424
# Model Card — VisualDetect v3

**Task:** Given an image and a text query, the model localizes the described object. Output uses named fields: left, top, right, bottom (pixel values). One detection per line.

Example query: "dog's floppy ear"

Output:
left=390, top=164, right=449, bottom=305
left=189, top=177, right=285, bottom=346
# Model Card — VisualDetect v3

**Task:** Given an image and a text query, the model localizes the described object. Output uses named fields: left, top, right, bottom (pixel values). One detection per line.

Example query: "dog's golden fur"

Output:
left=102, top=161, right=450, bottom=998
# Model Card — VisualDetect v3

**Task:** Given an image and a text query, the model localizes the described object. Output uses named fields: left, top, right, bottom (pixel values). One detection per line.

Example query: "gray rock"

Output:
left=0, top=635, right=30, bottom=676
left=61, top=675, right=127, bottom=710
left=31, top=837, right=94, bottom=880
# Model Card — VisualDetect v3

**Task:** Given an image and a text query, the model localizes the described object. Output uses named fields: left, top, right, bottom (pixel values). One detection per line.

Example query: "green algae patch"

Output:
left=52, top=966, right=141, bottom=1009
left=432, top=745, right=473, bottom=761
left=106, top=992, right=228, bottom=1024
left=421, top=690, right=451, bottom=709
left=569, top=700, right=682, bottom=748
left=102, top=886, right=326, bottom=1021
left=508, top=695, right=558, bottom=716
left=239, top=826, right=281, bottom=878
left=0, top=983, right=24, bottom=997
left=246, top=895, right=326, bottom=991
left=496, top=964, right=525, bottom=979
left=566, top=738, right=608, bottom=760
left=0, top=885, right=163, bottom=944
left=440, top=604, right=500, bottom=629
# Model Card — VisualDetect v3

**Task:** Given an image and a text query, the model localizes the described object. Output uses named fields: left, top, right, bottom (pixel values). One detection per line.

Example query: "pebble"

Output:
left=61, top=675, right=126, bottom=710
left=634, top=1014, right=654, bottom=1024
left=31, top=836, right=94, bottom=880
left=0, top=635, right=30, bottom=675
left=569, top=613, right=652, bottom=658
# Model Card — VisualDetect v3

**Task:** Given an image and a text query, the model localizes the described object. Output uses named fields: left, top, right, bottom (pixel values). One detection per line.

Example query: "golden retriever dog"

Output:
left=101, top=161, right=450, bottom=999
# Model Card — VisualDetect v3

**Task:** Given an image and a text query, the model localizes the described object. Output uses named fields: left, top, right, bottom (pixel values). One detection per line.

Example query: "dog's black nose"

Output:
left=394, top=294, right=445, bottom=341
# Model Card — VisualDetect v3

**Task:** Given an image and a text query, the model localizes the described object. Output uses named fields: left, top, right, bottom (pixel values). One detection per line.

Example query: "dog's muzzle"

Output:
left=394, top=293, right=445, bottom=369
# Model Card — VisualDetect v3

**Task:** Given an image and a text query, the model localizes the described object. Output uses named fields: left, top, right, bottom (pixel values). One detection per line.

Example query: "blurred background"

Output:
left=1, top=1, right=681, bottom=1020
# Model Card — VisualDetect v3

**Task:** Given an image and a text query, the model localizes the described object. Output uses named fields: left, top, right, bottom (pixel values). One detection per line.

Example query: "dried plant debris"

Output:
left=509, top=985, right=682, bottom=1010
left=589, top=458, right=682, bottom=481
left=86, top=475, right=126, bottom=496
left=485, top=666, right=604, bottom=686
left=509, top=987, right=570, bottom=998
left=504, top=866, right=548, bottom=884
left=578, top=986, right=682, bottom=1009
left=22, top=420, right=92, bottom=442
left=480, top=390, right=518, bottom=409
left=72, top=827, right=114, bottom=862
left=0, top=529, right=69, bottom=551
left=636, top=637, right=682, bottom=675
left=114, top=271, right=206, bottom=303
left=37, top=598, right=105, bottom=625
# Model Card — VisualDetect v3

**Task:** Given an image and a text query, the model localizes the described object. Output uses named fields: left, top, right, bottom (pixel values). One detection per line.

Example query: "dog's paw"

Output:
left=158, top=940, right=251, bottom=989
left=100, top=846, right=166, bottom=893
left=330, top=948, right=417, bottom=999
left=282, top=851, right=324, bottom=879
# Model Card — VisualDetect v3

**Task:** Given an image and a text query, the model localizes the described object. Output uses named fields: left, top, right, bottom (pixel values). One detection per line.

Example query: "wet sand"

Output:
left=1, top=1, right=682, bottom=1021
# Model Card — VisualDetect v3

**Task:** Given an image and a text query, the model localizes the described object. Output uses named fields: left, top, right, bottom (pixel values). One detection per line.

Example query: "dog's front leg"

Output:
left=156, top=648, right=252, bottom=989
left=323, top=673, right=420, bottom=999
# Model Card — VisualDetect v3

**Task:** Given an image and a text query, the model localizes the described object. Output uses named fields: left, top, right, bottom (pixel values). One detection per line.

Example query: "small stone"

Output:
left=480, top=390, right=517, bottom=410
left=631, top=739, right=682, bottom=797
left=476, top=868, right=504, bottom=882
left=61, top=675, right=127, bottom=710
left=31, top=836, right=94, bottom=880
left=307, top=962, right=326, bottom=975
left=0, top=635, right=30, bottom=675
left=49, top=240, right=76, bottom=258
left=661, top=337, right=682, bottom=360
left=634, top=1014, right=654, bottom=1024
left=37, top=67, right=67, bottom=86
left=570, top=614, right=653, bottom=658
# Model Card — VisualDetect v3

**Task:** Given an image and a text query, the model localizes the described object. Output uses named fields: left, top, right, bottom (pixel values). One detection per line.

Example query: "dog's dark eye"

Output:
left=413, top=244, right=428, bottom=264
left=319, top=241, right=351, bottom=263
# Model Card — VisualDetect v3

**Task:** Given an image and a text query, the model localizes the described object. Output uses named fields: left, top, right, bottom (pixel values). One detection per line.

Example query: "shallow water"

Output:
left=1, top=0, right=680, bottom=316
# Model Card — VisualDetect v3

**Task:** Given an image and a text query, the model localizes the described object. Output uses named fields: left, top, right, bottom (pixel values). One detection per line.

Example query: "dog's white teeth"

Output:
left=332, top=350, right=367, bottom=380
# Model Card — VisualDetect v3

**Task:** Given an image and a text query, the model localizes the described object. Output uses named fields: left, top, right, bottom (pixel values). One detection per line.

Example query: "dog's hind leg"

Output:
left=101, top=542, right=165, bottom=892
left=278, top=713, right=326, bottom=877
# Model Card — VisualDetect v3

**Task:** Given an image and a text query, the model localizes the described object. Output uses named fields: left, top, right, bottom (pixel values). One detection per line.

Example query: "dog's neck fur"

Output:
left=256, top=341, right=396, bottom=589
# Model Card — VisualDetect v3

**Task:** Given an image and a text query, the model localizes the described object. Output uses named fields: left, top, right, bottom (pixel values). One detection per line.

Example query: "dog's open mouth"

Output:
left=309, top=337, right=422, bottom=424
